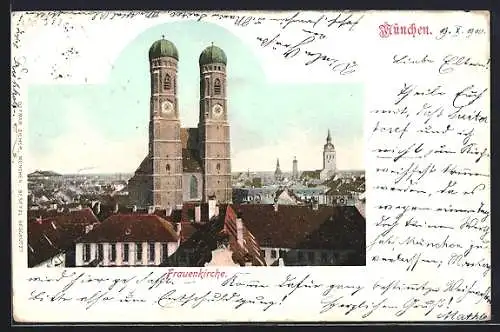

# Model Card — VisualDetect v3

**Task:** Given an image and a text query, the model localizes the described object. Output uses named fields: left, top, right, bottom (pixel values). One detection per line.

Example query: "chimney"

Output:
left=147, top=206, right=155, bottom=214
left=94, top=201, right=101, bottom=215
left=236, top=218, right=244, bottom=247
left=132, top=205, right=137, bottom=212
left=208, top=198, right=217, bottom=220
left=195, top=205, right=201, bottom=222
left=166, top=206, right=173, bottom=216
left=175, top=222, right=181, bottom=236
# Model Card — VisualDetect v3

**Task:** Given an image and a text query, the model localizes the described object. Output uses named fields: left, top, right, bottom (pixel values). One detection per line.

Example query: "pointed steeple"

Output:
left=274, top=158, right=282, bottom=180
left=326, top=129, right=332, bottom=143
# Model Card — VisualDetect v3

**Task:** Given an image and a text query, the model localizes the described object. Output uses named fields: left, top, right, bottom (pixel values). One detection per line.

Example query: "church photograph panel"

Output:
left=26, top=20, right=365, bottom=268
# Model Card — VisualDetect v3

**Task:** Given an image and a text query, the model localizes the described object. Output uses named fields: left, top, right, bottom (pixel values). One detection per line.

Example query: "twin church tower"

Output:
left=128, top=37, right=232, bottom=209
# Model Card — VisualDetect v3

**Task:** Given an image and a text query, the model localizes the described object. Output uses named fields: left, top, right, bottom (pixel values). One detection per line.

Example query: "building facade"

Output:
left=75, top=213, right=180, bottom=267
left=128, top=38, right=232, bottom=210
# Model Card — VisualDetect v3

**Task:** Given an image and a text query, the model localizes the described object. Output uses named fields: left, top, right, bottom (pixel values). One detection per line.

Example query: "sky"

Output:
left=27, top=20, right=364, bottom=174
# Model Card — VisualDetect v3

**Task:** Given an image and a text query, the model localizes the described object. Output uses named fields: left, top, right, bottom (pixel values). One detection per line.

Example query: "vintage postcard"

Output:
left=11, top=10, right=490, bottom=322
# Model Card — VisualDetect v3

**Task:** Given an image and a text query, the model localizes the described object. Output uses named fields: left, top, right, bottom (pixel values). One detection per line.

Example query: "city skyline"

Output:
left=27, top=20, right=363, bottom=174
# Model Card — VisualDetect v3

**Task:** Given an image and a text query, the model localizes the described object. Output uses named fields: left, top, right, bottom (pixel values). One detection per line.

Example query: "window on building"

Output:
left=162, top=244, right=169, bottom=262
left=279, top=250, right=286, bottom=258
left=216, top=163, right=221, bottom=172
left=166, top=164, right=170, bottom=172
left=260, top=250, right=266, bottom=258
left=321, top=252, right=328, bottom=264
left=149, top=243, right=156, bottom=262
left=123, top=243, right=129, bottom=262
left=109, top=244, right=116, bottom=262
left=83, top=244, right=91, bottom=262
left=298, top=251, right=304, bottom=261
left=308, top=252, right=314, bottom=262
left=271, top=250, right=277, bottom=259
left=190, top=175, right=198, bottom=199
left=136, top=243, right=143, bottom=261
left=163, top=73, right=171, bottom=90
left=97, top=244, right=103, bottom=261
left=214, top=78, right=221, bottom=95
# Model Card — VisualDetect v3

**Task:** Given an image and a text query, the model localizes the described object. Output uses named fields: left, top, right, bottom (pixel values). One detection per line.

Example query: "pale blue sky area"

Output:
left=28, top=20, right=363, bottom=173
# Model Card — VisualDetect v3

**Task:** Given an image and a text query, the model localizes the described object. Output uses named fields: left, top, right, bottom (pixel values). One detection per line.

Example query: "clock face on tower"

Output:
left=161, top=100, right=174, bottom=115
left=212, top=104, right=224, bottom=118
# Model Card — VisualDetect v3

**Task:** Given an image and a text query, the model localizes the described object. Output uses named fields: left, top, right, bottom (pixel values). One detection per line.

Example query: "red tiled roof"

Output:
left=223, top=205, right=266, bottom=266
left=28, top=207, right=99, bottom=225
left=179, top=222, right=200, bottom=243
left=28, top=209, right=98, bottom=267
left=234, top=204, right=365, bottom=250
left=180, top=128, right=199, bottom=149
left=182, top=149, right=202, bottom=173
left=80, top=214, right=179, bottom=243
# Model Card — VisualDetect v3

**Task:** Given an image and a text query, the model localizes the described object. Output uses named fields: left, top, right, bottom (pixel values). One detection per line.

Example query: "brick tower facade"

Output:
left=198, top=45, right=232, bottom=203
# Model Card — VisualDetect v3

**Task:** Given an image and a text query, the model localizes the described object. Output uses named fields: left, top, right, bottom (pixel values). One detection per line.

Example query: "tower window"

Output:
left=152, top=72, right=159, bottom=93
left=216, top=163, right=221, bottom=172
left=190, top=175, right=198, bottom=199
left=214, top=78, right=221, bottom=95
left=166, top=164, right=171, bottom=172
left=163, top=74, right=171, bottom=90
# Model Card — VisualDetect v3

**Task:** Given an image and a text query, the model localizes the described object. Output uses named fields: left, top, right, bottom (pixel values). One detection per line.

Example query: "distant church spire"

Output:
left=274, top=158, right=283, bottom=181
left=327, top=129, right=332, bottom=143
left=292, top=156, right=299, bottom=179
